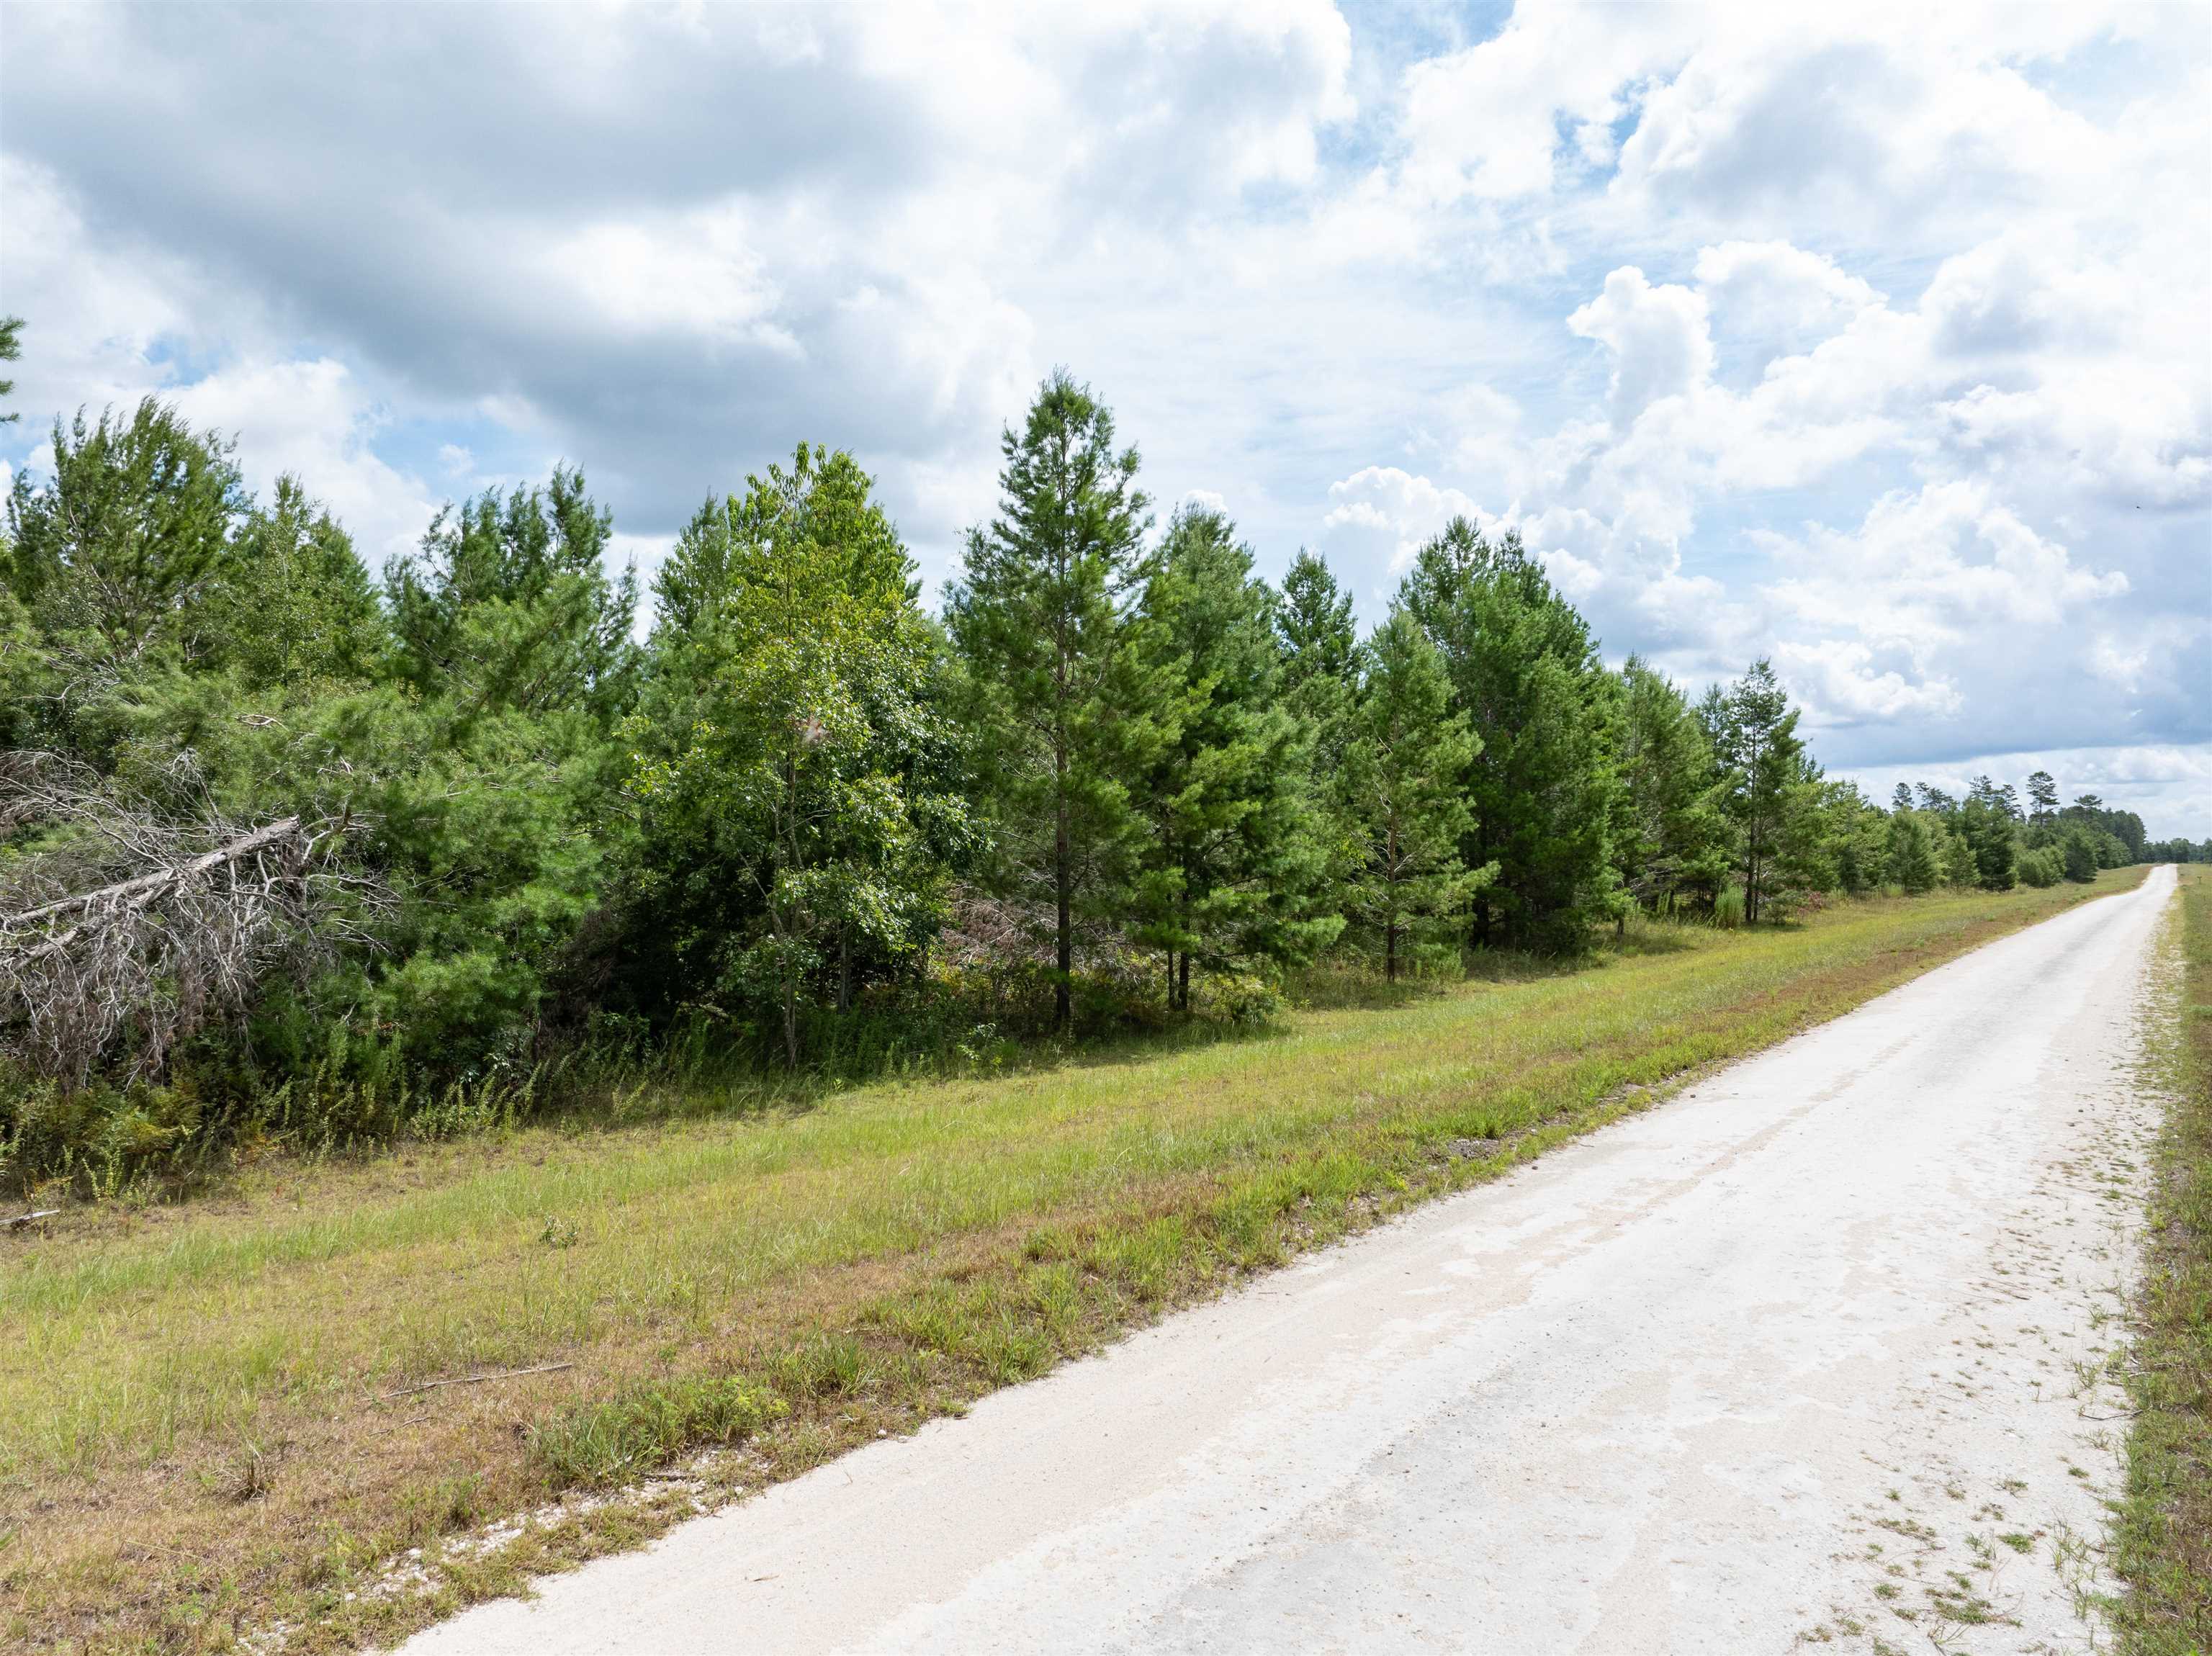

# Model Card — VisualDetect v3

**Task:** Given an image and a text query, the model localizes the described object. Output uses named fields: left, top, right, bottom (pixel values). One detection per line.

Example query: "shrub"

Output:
left=2062, top=828, right=2101, bottom=883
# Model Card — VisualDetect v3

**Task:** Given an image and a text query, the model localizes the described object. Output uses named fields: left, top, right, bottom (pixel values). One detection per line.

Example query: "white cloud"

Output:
left=1691, top=240, right=1881, bottom=360
left=1773, top=639, right=1962, bottom=724
left=1566, top=269, right=1713, bottom=429
left=1320, top=466, right=1487, bottom=582
left=1763, top=481, right=2128, bottom=659
left=167, top=359, right=441, bottom=566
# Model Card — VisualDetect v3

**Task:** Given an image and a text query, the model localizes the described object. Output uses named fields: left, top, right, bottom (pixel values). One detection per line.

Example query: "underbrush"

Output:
left=2113, top=864, right=2212, bottom=1652
left=0, top=963, right=1214, bottom=1202
left=1, top=910, right=1753, bottom=1203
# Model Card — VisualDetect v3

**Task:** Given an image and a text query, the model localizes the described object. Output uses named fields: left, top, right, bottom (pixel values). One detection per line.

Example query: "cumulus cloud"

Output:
left=1320, top=467, right=1488, bottom=584
left=1567, top=269, right=1714, bottom=429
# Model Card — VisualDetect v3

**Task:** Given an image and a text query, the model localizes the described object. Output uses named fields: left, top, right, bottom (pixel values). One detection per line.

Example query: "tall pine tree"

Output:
left=1343, top=613, right=1491, bottom=981
left=945, top=372, right=1164, bottom=1030
left=1708, top=659, right=1825, bottom=923
left=1127, top=509, right=1335, bottom=1008
left=1400, top=518, right=1618, bottom=950
left=1612, top=655, right=1729, bottom=915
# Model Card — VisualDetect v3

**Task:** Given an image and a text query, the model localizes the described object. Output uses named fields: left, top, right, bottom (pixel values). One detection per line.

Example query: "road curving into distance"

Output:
left=405, top=866, right=2177, bottom=1655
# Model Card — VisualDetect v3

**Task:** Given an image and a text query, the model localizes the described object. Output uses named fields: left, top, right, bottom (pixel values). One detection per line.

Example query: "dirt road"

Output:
left=405, top=869, right=2175, bottom=1654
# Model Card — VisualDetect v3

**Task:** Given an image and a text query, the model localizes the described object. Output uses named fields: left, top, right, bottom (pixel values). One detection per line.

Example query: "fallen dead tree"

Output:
left=0, top=752, right=385, bottom=1087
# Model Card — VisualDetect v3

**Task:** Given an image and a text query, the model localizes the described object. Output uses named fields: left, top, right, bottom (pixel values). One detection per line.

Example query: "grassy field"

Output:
left=0, top=872, right=2149, bottom=1653
left=2115, top=863, right=2212, bottom=1653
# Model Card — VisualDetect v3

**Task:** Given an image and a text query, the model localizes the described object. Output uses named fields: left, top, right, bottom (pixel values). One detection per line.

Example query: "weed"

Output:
left=527, top=1378, right=788, bottom=1488
left=773, top=1334, right=874, bottom=1400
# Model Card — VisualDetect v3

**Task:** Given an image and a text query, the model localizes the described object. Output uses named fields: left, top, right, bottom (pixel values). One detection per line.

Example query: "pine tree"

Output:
left=199, top=477, right=387, bottom=688
left=653, top=495, right=742, bottom=638
left=1711, top=659, right=1824, bottom=923
left=1274, top=548, right=1364, bottom=910
left=6, top=399, right=248, bottom=663
left=2060, top=827, right=2101, bottom=883
left=2024, top=770, right=2059, bottom=821
left=1819, top=779, right=1889, bottom=894
left=387, top=465, right=639, bottom=723
left=1127, top=508, right=1335, bottom=1008
left=1886, top=811, right=1941, bottom=894
left=1613, top=655, right=1729, bottom=914
left=1941, top=823, right=1979, bottom=886
left=1959, top=783, right=2019, bottom=890
left=1890, top=782, right=1915, bottom=814
left=0, top=315, right=20, bottom=426
left=944, top=371, right=1161, bottom=1031
left=1277, top=548, right=1358, bottom=730
left=1400, top=518, right=1618, bottom=950
left=1343, top=613, right=1491, bottom=981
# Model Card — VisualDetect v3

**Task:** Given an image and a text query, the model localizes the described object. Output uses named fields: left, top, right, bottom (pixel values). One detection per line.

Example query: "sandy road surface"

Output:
left=407, top=869, right=2175, bottom=1655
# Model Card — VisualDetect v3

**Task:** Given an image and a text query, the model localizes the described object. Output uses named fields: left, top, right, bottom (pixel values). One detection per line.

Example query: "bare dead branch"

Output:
left=374, top=1362, right=576, bottom=1402
left=0, top=751, right=392, bottom=1088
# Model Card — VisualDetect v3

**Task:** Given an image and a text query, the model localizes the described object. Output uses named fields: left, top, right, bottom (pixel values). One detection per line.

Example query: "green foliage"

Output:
left=386, top=464, right=638, bottom=721
left=201, top=476, right=388, bottom=687
left=1126, top=507, right=1337, bottom=1007
left=2024, top=768, right=2059, bottom=819
left=2062, top=826, right=2104, bottom=883
left=1887, top=811, right=1943, bottom=895
left=1341, top=612, right=1491, bottom=981
left=623, top=446, right=968, bottom=1066
left=1274, top=548, right=1366, bottom=910
left=6, top=398, right=248, bottom=667
left=945, top=371, right=1162, bottom=1030
left=4, top=361, right=2172, bottom=1188
left=1612, top=655, right=1729, bottom=912
left=1400, top=518, right=1618, bottom=950
left=1706, top=660, right=1826, bottom=923
left=2061, top=793, right=2147, bottom=860
left=1821, top=780, right=1892, bottom=896
left=528, top=1377, right=787, bottom=1487
left=1959, top=792, right=2019, bottom=891
left=0, top=586, right=44, bottom=749
left=1941, top=822, right=1980, bottom=887
left=0, top=315, right=19, bottom=425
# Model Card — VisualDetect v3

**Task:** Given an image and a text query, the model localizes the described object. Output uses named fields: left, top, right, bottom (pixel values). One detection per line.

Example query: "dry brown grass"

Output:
left=0, top=873, right=2146, bottom=1653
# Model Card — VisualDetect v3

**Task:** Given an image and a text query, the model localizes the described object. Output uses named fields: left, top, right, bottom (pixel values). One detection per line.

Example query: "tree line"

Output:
left=0, top=355, right=2194, bottom=1123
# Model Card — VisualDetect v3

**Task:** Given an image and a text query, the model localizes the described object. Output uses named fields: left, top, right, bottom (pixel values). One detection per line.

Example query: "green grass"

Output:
left=0, top=872, right=2146, bottom=1653
left=2113, top=863, right=2212, bottom=1652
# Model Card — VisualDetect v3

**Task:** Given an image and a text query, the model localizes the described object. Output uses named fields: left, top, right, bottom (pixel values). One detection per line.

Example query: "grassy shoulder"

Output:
left=2114, top=863, right=2212, bottom=1652
left=0, top=871, right=2148, bottom=1653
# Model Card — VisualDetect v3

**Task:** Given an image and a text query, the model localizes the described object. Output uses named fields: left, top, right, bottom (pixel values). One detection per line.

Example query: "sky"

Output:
left=1, top=1, right=2207, bottom=835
